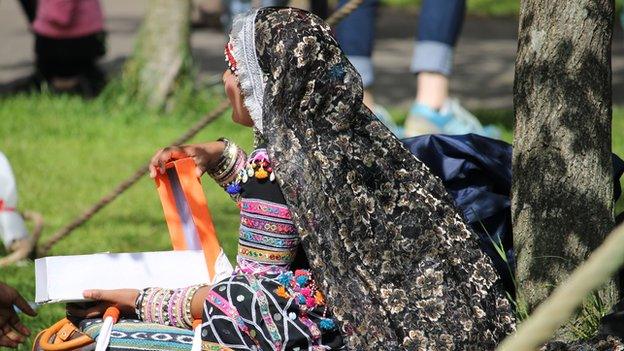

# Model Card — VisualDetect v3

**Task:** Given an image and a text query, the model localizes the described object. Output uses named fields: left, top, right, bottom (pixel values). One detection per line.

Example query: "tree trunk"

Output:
left=121, top=0, right=192, bottom=110
left=512, top=0, right=617, bottom=338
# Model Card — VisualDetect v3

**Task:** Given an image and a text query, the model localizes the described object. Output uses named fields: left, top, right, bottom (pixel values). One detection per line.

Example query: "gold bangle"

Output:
left=182, top=284, right=208, bottom=329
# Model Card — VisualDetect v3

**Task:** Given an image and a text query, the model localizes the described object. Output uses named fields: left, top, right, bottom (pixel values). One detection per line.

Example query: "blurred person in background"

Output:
left=335, top=0, right=499, bottom=138
left=32, top=0, right=107, bottom=96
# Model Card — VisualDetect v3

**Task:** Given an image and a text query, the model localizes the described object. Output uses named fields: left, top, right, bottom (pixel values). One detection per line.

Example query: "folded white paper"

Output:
left=35, top=250, right=232, bottom=304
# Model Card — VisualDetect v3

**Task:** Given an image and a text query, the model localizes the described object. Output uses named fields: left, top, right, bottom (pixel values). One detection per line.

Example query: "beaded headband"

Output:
left=228, top=9, right=265, bottom=132
left=224, top=41, right=238, bottom=75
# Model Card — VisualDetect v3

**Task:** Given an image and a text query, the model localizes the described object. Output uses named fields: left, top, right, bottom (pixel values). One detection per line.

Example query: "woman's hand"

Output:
left=149, top=142, right=226, bottom=178
left=0, top=283, right=36, bottom=348
left=66, top=289, right=139, bottom=319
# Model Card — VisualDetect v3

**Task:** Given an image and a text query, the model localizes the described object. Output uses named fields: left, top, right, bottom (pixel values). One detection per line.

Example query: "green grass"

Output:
left=0, top=91, right=250, bottom=349
left=2, top=92, right=624, bottom=349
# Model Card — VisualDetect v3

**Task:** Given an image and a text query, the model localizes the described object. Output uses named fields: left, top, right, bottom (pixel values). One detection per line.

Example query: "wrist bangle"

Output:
left=176, top=286, right=191, bottom=329
left=217, top=149, right=245, bottom=186
left=142, top=288, right=156, bottom=323
left=150, top=288, right=164, bottom=324
left=209, top=140, right=241, bottom=182
left=134, top=288, right=147, bottom=320
left=182, top=284, right=208, bottom=329
left=207, top=138, right=231, bottom=174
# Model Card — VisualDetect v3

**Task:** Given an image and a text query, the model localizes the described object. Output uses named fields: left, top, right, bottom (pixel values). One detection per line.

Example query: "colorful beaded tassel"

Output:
left=226, top=149, right=275, bottom=195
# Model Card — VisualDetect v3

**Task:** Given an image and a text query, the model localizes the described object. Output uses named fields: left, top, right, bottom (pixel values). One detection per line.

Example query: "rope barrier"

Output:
left=497, top=222, right=624, bottom=351
left=326, top=0, right=364, bottom=26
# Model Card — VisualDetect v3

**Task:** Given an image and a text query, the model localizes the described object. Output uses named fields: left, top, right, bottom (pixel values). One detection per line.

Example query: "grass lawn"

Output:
left=1, top=92, right=624, bottom=349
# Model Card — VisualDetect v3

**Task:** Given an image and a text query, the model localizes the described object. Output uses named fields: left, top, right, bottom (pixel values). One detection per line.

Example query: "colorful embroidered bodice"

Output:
left=203, top=144, right=339, bottom=349
left=228, top=148, right=301, bottom=275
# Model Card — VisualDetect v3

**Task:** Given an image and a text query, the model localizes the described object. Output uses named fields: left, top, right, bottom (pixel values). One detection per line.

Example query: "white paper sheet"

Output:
left=35, top=250, right=229, bottom=304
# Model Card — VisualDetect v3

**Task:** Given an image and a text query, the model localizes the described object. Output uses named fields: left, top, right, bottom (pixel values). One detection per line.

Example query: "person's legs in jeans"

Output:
left=221, top=0, right=289, bottom=33
left=411, top=0, right=465, bottom=110
left=335, top=0, right=378, bottom=110
left=405, top=0, right=498, bottom=137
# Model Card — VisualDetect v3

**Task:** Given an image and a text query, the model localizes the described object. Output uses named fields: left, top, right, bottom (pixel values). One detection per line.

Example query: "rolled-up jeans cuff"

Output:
left=348, top=55, right=374, bottom=88
left=261, top=0, right=288, bottom=6
left=410, top=41, right=454, bottom=76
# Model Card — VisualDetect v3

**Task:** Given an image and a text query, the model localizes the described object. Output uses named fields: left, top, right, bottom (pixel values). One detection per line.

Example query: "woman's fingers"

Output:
left=149, top=150, right=163, bottom=178
left=149, top=147, right=190, bottom=178
left=83, top=289, right=109, bottom=301
left=158, top=159, right=167, bottom=176
left=148, top=163, right=158, bottom=178
left=82, top=289, right=139, bottom=315
left=150, top=148, right=171, bottom=178
left=150, top=142, right=222, bottom=178
left=195, top=166, right=204, bottom=178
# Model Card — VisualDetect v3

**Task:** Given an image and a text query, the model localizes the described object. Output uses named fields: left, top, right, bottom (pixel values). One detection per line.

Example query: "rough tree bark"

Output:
left=512, top=0, right=617, bottom=338
left=121, top=0, right=192, bottom=110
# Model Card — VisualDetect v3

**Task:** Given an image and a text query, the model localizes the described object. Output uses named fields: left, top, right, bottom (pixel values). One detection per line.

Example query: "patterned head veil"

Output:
left=228, top=7, right=515, bottom=349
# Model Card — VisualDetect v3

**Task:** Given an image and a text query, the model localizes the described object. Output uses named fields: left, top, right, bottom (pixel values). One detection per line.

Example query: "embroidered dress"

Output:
left=201, top=148, right=344, bottom=350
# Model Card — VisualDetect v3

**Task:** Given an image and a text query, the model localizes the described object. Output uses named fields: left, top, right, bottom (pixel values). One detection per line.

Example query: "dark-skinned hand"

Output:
left=0, top=283, right=36, bottom=348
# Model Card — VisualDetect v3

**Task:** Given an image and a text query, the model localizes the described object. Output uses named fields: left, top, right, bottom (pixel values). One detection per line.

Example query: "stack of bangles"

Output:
left=208, top=138, right=246, bottom=187
left=134, top=284, right=208, bottom=329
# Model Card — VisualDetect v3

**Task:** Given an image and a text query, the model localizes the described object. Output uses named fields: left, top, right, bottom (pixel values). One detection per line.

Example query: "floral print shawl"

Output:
left=228, top=7, right=515, bottom=349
